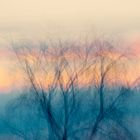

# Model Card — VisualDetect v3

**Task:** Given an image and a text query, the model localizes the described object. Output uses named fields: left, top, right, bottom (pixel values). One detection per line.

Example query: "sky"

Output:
left=0, top=0, right=140, bottom=92
left=0, top=0, right=140, bottom=39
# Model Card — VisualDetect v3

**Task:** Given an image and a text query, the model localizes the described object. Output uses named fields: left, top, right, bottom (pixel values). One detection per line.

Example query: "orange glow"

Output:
left=1, top=41, right=140, bottom=93
left=0, top=68, right=11, bottom=91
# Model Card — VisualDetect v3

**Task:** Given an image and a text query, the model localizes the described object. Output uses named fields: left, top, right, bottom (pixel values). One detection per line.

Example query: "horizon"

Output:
left=0, top=38, right=140, bottom=93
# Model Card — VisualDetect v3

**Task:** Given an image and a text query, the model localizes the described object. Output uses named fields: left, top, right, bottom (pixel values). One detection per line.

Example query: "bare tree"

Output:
left=7, top=39, right=135, bottom=140
left=88, top=40, right=134, bottom=140
left=11, top=40, right=93, bottom=140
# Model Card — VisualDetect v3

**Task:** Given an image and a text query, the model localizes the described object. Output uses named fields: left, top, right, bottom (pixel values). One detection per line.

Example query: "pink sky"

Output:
left=0, top=36, right=140, bottom=93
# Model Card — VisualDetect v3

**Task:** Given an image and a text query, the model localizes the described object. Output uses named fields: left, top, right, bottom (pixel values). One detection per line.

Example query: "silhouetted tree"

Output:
left=4, top=39, right=136, bottom=140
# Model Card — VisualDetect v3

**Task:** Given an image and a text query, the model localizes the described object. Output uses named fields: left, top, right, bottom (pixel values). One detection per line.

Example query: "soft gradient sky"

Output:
left=0, top=0, right=140, bottom=38
left=0, top=0, right=140, bottom=92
